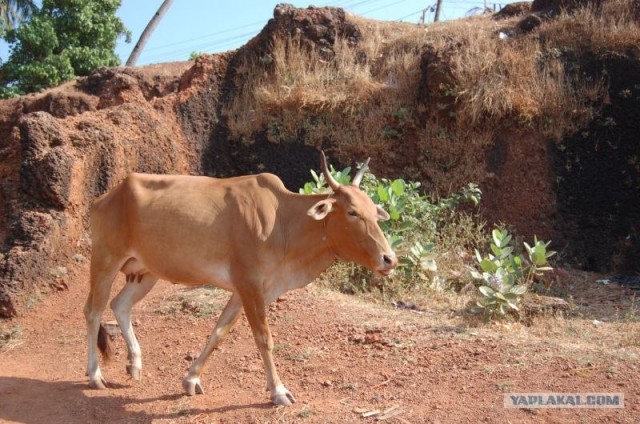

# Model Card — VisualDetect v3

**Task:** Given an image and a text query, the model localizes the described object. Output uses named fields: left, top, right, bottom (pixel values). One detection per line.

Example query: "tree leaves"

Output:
left=1, top=0, right=130, bottom=97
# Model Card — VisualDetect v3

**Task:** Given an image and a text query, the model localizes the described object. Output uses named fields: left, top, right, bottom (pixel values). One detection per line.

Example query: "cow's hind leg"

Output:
left=110, top=273, right=158, bottom=381
left=240, top=288, right=296, bottom=406
left=183, top=292, right=242, bottom=396
left=84, top=258, right=121, bottom=389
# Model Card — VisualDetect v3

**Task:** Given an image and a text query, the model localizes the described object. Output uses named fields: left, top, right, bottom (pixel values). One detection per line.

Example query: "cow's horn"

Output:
left=352, top=157, right=370, bottom=187
left=321, top=151, right=341, bottom=192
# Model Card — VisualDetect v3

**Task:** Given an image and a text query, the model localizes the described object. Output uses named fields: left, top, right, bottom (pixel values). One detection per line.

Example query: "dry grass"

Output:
left=223, top=2, right=637, bottom=184
left=421, top=13, right=608, bottom=141
left=546, top=0, right=640, bottom=53
left=255, top=37, right=382, bottom=114
left=224, top=19, right=425, bottom=149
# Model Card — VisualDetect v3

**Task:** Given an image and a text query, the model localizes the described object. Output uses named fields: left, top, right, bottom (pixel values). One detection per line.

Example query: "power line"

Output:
left=340, top=0, right=393, bottom=11
left=394, top=8, right=428, bottom=22
left=137, top=0, right=368, bottom=62
left=359, top=0, right=414, bottom=17
left=139, top=0, right=416, bottom=63
left=142, top=29, right=259, bottom=62
left=136, top=0, right=498, bottom=64
left=142, top=19, right=266, bottom=53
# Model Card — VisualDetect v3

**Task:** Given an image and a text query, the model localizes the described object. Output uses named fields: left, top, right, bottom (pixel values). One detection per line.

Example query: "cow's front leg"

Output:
left=183, top=293, right=242, bottom=395
left=239, top=288, right=296, bottom=406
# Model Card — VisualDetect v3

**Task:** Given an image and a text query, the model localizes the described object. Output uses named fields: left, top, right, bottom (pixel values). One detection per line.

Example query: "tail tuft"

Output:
left=97, top=324, right=114, bottom=363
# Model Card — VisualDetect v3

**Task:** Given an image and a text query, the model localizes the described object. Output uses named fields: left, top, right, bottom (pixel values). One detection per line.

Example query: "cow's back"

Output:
left=90, top=172, right=286, bottom=286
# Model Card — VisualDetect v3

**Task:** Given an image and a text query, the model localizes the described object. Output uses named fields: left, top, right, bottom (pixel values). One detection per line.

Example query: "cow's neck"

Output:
left=270, top=192, right=337, bottom=297
left=283, top=192, right=337, bottom=266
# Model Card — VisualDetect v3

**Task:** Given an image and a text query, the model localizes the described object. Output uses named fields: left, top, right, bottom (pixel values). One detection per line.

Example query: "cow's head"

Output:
left=308, top=152, right=398, bottom=276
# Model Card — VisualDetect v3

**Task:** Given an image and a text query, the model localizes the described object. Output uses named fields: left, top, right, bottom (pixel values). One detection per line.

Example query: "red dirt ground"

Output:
left=1, top=261, right=639, bottom=423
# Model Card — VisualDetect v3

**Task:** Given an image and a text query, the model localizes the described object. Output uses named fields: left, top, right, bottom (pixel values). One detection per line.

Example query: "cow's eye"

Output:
left=348, top=210, right=358, bottom=217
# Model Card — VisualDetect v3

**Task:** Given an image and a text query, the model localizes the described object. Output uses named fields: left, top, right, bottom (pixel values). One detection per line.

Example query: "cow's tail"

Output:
left=97, top=324, right=114, bottom=363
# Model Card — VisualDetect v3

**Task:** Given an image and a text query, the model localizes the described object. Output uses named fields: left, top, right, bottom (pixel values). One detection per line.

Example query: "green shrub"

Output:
left=471, top=228, right=555, bottom=321
left=189, top=51, right=207, bottom=61
left=301, top=161, right=481, bottom=291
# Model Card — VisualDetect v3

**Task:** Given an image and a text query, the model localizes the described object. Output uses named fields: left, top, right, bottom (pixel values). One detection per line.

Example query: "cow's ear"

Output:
left=307, top=198, right=336, bottom=220
left=376, top=205, right=390, bottom=221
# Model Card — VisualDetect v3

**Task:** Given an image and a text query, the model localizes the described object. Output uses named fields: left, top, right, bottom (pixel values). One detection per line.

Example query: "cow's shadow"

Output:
left=0, top=377, right=271, bottom=424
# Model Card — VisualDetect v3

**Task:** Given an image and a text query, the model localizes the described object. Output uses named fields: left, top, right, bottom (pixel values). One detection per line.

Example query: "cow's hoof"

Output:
left=183, top=377, right=204, bottom=396
left=88, top=377, right=107, bottom=390
left=272, top=386, right=296, bottom=406
left=126, top=365, right=141, bottom=380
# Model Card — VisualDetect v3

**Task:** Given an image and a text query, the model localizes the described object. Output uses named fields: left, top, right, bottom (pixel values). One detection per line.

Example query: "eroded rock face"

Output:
left=531, top=0, right=604, bottom=14
left=1, top=3, right=639, bottom=316
left=19, top=112, right=74, bottom=210
left=270, top=3, right=361, bottom=52
left=553, top=55, right=640, bottom=272
left=0, top=63, right=205, bottom=317
left=418, top=44, right=459, bottom=123
left=493, top=2, right=532, bottom=19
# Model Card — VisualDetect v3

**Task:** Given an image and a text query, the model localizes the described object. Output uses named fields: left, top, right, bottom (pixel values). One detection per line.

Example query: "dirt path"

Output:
left=1, top=262, right=639, bottom=423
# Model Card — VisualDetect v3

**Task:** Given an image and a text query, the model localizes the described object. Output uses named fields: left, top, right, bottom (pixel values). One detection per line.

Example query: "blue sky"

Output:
left=2, top=0, right=499, bottom=66
left=117, top=0, right=494, bottom=65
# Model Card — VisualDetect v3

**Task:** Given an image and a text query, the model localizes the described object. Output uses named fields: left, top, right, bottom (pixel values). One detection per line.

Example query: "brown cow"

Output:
left=84, top=152, right=397, bottom=405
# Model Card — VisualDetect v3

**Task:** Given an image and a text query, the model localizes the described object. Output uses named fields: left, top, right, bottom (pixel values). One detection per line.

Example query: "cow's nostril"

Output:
left=383, top=253, right=395, bottom=266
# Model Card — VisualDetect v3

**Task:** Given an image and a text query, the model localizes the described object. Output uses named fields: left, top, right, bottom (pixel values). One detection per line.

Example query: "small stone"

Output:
left=73, top=254, right=87, bottom=263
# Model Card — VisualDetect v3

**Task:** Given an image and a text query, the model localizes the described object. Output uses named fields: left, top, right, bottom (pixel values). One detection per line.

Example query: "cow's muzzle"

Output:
left=377, top=252, right=398, bottom=276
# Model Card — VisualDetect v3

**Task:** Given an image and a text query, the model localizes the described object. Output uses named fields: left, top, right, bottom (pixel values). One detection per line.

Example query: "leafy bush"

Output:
left=1, top=0, right=130, bottom=98
left=299, top=165, right=352, bottom=195
left=471, top=228, right=555, bottom=321
left=301, top=162, right=480, bottom=288
left=189, top=51, right=207, bottom=61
